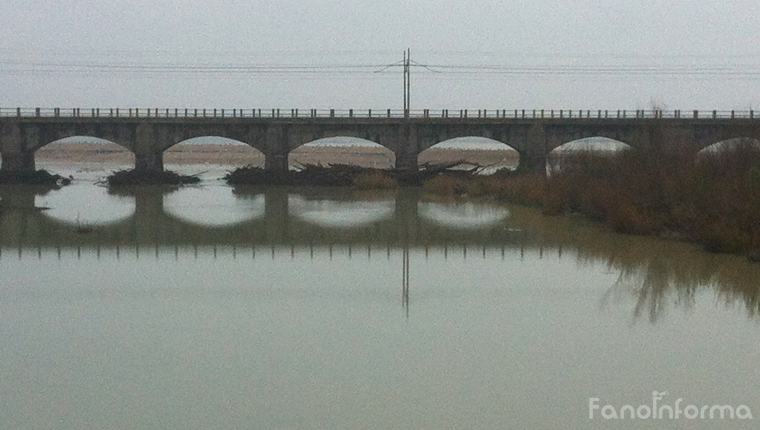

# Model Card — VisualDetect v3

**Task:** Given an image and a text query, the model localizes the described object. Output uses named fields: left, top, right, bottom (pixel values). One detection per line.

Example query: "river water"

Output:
left=1, top=163, right=759, bottom=430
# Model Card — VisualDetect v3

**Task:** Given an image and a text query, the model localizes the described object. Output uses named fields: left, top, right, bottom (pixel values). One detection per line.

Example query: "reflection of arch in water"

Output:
left=418, top=201, right=510, bottom=229
left=36, top=184, right=136, bottom=226
left=288, top=194, right=394, bottom=228
left=164, top=137, right=265, bottom=167
left=419, top=137, right=518, bottom=173
left=164, top=187, right=265, bottom=227
left=289, top=137, right=395, bottom=169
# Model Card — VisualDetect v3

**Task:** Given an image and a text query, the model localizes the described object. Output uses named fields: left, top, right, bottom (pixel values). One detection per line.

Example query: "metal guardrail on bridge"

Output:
left=0, top=107, right=757, bottom=120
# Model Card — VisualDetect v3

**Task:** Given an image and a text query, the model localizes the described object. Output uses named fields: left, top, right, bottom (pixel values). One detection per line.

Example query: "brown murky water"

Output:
left=1, top=161, right=758, bottom=430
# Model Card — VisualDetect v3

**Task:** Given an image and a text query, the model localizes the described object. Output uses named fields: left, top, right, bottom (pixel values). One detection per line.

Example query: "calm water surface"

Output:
left=1, top=163, right=759, bottom=429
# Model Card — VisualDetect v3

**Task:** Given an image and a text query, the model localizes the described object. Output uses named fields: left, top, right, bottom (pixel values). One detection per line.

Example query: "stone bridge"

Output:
left=2, top=108, right=759, bottom=174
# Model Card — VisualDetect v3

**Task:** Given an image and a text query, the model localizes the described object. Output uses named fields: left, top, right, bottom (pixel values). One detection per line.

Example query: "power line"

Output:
left=2, top=54, right=760, bottom=78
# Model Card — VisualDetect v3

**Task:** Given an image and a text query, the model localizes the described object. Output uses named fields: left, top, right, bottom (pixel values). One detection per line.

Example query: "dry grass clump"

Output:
left=545, top=142, right=760, bottom=255
left=422, top=140, right=760, bottom=258
left=422, top=172, right=546, bottom=205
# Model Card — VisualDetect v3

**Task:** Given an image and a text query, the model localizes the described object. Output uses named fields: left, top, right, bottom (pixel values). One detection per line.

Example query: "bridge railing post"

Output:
left=712, top=110, right=717, bottom=119
left=751, top=110, right=754, bottom=119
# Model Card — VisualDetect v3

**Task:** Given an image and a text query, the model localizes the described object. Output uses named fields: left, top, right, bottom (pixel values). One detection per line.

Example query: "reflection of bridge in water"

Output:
left=0, top=187, right=523, bottom=248
left=2, top=185, right=760, bottom=321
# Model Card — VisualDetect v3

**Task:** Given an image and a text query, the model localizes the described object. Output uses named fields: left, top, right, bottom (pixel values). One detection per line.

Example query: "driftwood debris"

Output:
left=224, top=161, right=473, bottom=187
left=105, top=169, right=201, bottom=186
left=0, top=170, right=72, bottom=187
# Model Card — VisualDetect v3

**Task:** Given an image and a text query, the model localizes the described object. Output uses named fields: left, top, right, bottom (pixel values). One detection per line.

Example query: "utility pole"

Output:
left=403, top=48, right=411, bottom=118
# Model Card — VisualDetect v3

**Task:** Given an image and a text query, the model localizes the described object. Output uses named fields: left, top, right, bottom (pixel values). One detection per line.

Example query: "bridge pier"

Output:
left=395, top=154, right=418, bottom=170
left=0, top=151, right=36, bottom=174
left=263, top=125, right=291, bottom=177
left=134, top=151, right=164, bottom=173
left=394, top=125, right=420, bottom=171
left=516, top=123, right=548, bottom=174
left=133, top=123, right=164, bottom=173
left=0, top=122, right=36, bottom=174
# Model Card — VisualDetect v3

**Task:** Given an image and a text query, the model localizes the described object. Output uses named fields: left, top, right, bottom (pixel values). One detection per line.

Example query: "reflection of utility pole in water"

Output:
left=402, top=241, right=410, bottom=318
left=396, top=189, right=414, bottom=318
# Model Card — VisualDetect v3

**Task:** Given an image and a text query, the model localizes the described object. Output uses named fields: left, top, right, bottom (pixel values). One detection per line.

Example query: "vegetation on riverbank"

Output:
left=422, top=141, right=760, bottom=259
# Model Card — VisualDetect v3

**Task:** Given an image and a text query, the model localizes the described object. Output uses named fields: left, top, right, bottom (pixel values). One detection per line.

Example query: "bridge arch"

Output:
left=547, top=137, right=631, bottom=174
left=698, top=137, right=760, bottom=155
left=152, top=125, right=267, bottom=154
left=27, top=127, right=135, bottom=153
left=418, top=137, right=518, bottom=172
left=551, top=137, right=632, bottom=153
left=289, top=137, right=395, bottom=169
left=163, top=137, right=265, bottom=167
left=35, top=136, right=135, bottom=168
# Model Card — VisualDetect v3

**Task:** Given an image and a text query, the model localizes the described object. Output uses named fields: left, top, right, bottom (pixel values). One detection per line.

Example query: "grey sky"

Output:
left=2, top=0, right=759, bottom=110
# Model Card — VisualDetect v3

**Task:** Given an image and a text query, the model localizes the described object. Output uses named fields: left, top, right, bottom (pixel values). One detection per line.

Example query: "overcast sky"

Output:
left=2, top=0, right=759, bottom=111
